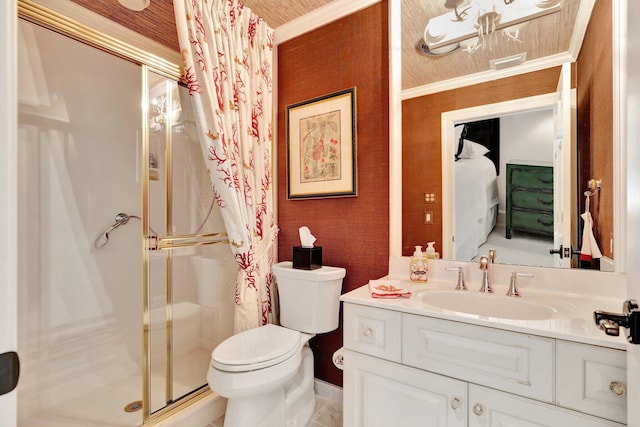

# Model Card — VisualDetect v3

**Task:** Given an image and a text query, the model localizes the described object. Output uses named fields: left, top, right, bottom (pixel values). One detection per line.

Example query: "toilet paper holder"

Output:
left=332, top=347, right=344, bottom=370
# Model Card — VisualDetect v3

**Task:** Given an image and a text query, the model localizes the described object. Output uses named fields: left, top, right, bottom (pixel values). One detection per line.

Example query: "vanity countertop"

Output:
left=341, top=276, right=628, bottom=350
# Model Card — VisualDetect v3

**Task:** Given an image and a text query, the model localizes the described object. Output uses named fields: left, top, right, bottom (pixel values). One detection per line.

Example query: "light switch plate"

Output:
left=424, top=211, right=433, bottom=225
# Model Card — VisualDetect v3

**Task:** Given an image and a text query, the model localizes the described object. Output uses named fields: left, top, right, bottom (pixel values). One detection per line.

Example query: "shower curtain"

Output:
left=174, top=0, right=276, bottom=332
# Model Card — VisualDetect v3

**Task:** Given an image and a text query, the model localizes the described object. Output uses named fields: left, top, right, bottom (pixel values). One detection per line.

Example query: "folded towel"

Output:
left=369, top=280, right=411, bottom=299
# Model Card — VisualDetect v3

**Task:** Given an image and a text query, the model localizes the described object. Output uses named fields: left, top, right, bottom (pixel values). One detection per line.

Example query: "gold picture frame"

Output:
left=286, top=87, right=357, bottom=199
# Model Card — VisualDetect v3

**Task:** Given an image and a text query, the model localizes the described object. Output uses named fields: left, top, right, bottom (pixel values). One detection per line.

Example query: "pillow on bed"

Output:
left=459, top=139, right=489, bottom=159
left=454, top=124, right=467, bottom=160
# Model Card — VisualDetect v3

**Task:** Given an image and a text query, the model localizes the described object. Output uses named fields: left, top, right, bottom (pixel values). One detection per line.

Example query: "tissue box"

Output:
left=293, top=246, right=322, bottom=270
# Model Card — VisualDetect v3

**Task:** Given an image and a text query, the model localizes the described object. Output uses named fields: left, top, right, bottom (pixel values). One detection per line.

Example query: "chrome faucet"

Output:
left=506, top=271, right=534, bottom=297
left=445, top=266, right=467, bottom=291
left=479, top=249, right=496, bottom=293
left=478, top=256, right=493, bottom=293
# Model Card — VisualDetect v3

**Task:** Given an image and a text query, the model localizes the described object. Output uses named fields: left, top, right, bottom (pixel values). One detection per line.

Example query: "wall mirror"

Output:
left=392, top=0, right=625, bottom=273
left=440, top=90, right=571, bottom=269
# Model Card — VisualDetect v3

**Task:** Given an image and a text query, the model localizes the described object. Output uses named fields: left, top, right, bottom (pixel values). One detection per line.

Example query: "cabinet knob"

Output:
left=450, top=397, right=461, bottom=410
left=609, top=381, right=626, bottom=396
left=362, top=327, right=373, bottom=337
left=472, top=403, right=484, bottom=416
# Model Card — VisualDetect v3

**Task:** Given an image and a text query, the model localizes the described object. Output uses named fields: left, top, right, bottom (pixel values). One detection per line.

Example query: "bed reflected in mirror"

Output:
left=453, top=111, right=557, bottom=268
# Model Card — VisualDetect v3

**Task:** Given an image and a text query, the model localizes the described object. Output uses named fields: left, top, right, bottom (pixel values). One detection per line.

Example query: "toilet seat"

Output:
left=211, top=324, right=301, bottom=372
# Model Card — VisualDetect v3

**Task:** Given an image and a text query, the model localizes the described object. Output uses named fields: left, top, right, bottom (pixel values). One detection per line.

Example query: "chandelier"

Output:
left=423, top=0, right=562, bottom=54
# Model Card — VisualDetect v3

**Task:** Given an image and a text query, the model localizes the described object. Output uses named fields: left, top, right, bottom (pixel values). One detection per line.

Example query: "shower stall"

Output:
left=16, top=3, right=236, bottom=425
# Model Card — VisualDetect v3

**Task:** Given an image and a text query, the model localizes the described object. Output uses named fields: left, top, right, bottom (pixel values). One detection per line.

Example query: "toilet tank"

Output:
left=272, top=261, right=346, bottom=334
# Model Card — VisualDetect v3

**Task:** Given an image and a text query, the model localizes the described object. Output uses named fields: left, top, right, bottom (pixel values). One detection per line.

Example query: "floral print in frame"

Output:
left=286, top=87, right=357, bottom=199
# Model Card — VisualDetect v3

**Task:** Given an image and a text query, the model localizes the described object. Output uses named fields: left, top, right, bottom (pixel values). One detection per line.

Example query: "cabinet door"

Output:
left=556, top=341, right=627, bottom=424
left=468, top=385, right=624, bottom=427
left=344, top=350, right=467, bottom=427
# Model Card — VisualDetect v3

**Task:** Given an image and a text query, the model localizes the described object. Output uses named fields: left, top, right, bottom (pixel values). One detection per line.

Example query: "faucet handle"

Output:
left=479, top=256, right=489, bottom=270
left=445, top=266, right=467, bottom=291
left=507, top=272, right=534, bottom=297
left=488, top=249, right=496, bottom=263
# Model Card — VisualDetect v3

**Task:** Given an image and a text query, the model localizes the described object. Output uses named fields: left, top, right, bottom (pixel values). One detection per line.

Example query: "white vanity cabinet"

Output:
left=343, top=303, right=626, bottom=427
left=343, top=350, right=467, bottom=427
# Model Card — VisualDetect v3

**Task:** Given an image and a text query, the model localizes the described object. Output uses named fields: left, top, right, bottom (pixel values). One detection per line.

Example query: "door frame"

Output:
left=616, top=0, right=640, bottom=423
left=0, top=0, right=18, bottom=425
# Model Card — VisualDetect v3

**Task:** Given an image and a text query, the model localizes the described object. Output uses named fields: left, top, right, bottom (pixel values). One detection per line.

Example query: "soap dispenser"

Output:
left=425, top=241, right=440, bottom=259
left=409, top=245, right=428, bottom=282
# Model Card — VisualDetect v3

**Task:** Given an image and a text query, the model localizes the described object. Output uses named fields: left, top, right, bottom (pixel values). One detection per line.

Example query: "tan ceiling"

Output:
left=67, top=0, right=585, bottom=92
left=401, top=0, right=582, bottom=90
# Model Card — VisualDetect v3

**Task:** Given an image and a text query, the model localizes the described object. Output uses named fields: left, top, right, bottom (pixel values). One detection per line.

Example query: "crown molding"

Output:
left=23, top=0, right=181, bottom=67
left=274, top=0, right=381, bottom=45
left=401, top=51, right=574, bottom=100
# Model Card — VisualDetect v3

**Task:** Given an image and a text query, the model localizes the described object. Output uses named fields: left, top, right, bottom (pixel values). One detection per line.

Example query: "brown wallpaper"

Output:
left=402, top=67, right=562, bottom=256
left=277, top=2, right=389, bottom=386
left=576, top=0, right=613, bottom=261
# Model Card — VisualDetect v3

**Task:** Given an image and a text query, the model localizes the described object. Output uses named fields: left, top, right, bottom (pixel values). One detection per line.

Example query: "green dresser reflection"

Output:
left=505, top=162, right=554, bottom=239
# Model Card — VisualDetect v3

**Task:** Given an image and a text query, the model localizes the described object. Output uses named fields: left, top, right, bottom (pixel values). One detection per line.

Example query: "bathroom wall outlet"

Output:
left=424, top=193, right=436, bottom=203
left=424, top=211, right=433, bottom=225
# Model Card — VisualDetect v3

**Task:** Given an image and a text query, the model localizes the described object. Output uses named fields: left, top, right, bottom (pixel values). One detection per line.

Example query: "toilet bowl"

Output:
left=207, top=261, right=345, bottom=427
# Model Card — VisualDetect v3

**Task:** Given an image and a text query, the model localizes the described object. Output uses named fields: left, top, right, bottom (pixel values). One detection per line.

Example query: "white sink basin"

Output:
left=416, top=290, right=557, bottom=320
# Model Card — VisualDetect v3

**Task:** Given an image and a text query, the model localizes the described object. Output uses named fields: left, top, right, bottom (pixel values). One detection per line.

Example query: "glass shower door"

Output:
left=143, top=71, right=237, bottom=419
left=17, top=18, right=145, bottom=427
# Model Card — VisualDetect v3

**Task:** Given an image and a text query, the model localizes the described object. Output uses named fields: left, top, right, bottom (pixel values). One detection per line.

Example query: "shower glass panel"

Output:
left=17, top=10, right=236, bottom=426
left=145, top=72, right=237, bottom=414
left=17, top=18, right=145, bottom=427
left=168, top=84, right=236, bottom=403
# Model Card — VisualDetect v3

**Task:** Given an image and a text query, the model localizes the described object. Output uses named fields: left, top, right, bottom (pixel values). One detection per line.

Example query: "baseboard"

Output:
left=314, top=379, right=343, bottom=404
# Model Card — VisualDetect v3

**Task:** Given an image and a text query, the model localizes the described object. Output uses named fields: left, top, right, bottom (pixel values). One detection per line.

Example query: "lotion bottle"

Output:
left=409, top=245, right=428, bottom=282
left=425, top=241, right=440, bottom=259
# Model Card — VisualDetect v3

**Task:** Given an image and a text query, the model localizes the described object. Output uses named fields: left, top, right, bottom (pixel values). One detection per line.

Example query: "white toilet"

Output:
left=207, top=261, right=346, bottom=427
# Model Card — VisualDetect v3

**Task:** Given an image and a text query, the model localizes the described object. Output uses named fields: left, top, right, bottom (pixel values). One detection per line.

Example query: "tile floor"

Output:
left=307, top=394, right=343, bottom=427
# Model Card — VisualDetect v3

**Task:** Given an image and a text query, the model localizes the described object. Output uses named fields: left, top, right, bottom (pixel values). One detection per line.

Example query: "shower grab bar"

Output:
left=96, top=213, right=229, bottom=250
left=157, top=232, right=228, bottom=241
left=147, top=232, right=229, bottom=250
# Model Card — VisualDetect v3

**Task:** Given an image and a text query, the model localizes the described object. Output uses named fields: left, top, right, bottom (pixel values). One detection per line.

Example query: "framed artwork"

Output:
left=286, top=87, right=357, bottom=199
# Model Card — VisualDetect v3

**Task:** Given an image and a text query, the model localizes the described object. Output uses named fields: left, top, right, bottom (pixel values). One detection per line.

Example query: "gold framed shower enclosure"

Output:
left=18, top=1, right=229, bottom=424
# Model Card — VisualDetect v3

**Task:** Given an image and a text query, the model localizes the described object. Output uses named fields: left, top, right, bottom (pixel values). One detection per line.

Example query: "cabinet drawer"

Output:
left=556, top=341, right=627, bottom=424
left=510, top=166, right=553, bottom=190
left=511, top=190, right=554, bottom=212
left=402, top=314, right=554, bottom=402
left=511, top=209, right=554, bottom=234
left=343, top=303, right=401, bottom=362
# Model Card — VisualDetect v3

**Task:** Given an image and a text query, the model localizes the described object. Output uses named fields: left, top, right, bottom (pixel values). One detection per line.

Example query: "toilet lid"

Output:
left=211, top=324, right=301, bottom=372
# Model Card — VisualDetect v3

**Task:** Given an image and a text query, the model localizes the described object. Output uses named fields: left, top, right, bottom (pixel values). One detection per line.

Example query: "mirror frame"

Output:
left=389, top=0, right=627, bottom=274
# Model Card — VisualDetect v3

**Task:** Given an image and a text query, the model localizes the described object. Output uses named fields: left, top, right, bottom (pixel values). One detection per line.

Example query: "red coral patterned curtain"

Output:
left=174, top=0, right=277, bottom=332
